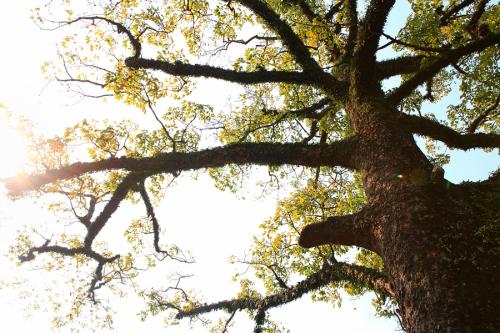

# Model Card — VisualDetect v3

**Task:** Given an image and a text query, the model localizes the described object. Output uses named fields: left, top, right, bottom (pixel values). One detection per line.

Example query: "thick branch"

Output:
left=125, top=57, right=315, bottom=85
left=285, top=0, right=320, bottom=22
left=5, top=141, right=359, bottom=195
left=19, top=243, right=84, bottom=262
left=325, top=0, right=344, bottom=21
left=83, top=195, right=97, bottom=226
left=466, top=0, right=488, bottom=36
left=84, top=173, right=145, bottom=247
left=356, top=0, right=396, bottom=65
left=398, top=113, right=500, bottom=150
left=299, top=211, right=375, bottom=252
left=253, top=308, right=266, bottom=333
left=387, top=33, right=500, bottom=104
left=344, top=0, right=358, bottom=60
left=440, top=0, right=474, bottom=26
left=69, top=16, right=315, bottom=86
left=237, top=0, right=321, bottom=72
left=175, top=261, right=393, bottom=319
left=375, top=55, right=424, bottom=80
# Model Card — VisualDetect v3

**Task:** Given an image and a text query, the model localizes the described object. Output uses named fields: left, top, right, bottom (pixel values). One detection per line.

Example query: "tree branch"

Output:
left=253, top=308, right=266, bottom=333
left=387, top=33, right=500, bottom=105
left=398, top=113, right=500, bottom=150
left=18, top=239, right=120, bottom=301
left=237, top=0, right=322, bottom=72
left=69, top=10, right=347, bottom=98
left=174, top=261, right=393, bottom=319
left=375, top=55, right=424, bottom=80
left=466, top=0, right=488, bottom=36
left=262, top=97, right=331, bottom=119
left=356, top=0, right=396, bottom=67
left=380, top=32, right=451, bottom=53
left=138, top=184, right=194, bottom=263
left=301, top=121, right=319, bottom=143
left=84, top=173, right=146, bottom=247
left=5, top=140, right=359, bottom=195
left=65, top=16, right=318, bottom=87
left=285, top=0, right=320, bottom=22
left=19, top=242, right=83, bottom=263
left=299, top=210, right=375, bottom=252
left=466, top=93, right=500, bottom=134
left=65, top=16, right=141, bottom=57
left=88, top=253, right=121, bottom=301
left=124, top=57, right=319, bottom=85
left=344, top=0, right=358, bottom=60
left=239, top=98, right=331, bottom=142
left=439, top=0, right=474, bottom=27
left=222, top=310, right=237, bottom=333
left=325, top=0, right=344, bottom=21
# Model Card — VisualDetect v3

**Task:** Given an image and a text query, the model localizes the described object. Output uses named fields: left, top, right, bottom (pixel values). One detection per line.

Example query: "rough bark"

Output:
left=377, top=179, right=500, bottom=332
left=332, top=96, right=500, bottom=332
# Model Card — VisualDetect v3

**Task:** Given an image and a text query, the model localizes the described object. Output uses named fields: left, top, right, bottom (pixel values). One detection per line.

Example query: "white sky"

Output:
left=0, top=1, right=498, bottom=333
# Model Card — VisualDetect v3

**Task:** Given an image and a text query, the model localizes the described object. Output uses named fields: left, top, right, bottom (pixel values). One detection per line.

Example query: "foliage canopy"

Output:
left=4, top=0, right=499, bottom=332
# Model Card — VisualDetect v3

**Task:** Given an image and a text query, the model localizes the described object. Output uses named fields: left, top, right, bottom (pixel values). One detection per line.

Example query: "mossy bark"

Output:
left=377, top=181, right=500, bottom=332
left=347, top=96, right=500, bottom=332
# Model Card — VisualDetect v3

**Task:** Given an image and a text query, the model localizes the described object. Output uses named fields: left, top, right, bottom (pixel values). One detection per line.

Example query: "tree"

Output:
left=4, top=0, right=499, bottom=332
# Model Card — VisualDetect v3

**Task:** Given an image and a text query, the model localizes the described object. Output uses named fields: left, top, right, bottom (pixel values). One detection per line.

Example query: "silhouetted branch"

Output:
left=285, top=0, right=320, bottom=22
left=253, top=308, right=266, bottom=333
left=466, top=0, right=488, bottom=36
left=138, top=184, right=194, bottom=263
left=466, top=93, right=500, bottom=133
left=375, top=55, right=424, bottom=80
left=222, top=310, right=237, bottom=333
left=387, top=33, right=500, bottom=104
left=18, top=238, right=120, bottom=302
left=439, top=0, right=474, bottom=26
left=63, top=16, right=141, bottom=57
left=237, top=0, right=322, bottom=72
left=356, top=0, right=396, bottom=64
left=380, top=33, right=451, bottom=53
left=125, top=57, right=319, bottom=85
left=398, top=113, right=500, bottom=149
left=325, top=1, right=344, bottom=21
left=299, top=210, right=375, bottom=252
left=5, top=140, right=360, bottom=195
left=84, top=173, right=147, bottom=247
left=173, top=261, right=392, bottom=320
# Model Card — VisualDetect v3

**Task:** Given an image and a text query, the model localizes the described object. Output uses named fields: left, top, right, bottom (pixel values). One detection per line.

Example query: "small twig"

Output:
left=381, top=33, right=450, bottom=53
left=467, top=93, right=500, bottom=133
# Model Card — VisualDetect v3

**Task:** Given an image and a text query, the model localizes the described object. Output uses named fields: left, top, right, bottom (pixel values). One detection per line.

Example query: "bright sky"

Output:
left=0, top=1, right=498, bottom=333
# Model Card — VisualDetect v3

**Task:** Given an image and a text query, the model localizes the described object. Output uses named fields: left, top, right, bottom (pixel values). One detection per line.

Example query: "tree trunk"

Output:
left=377, top=179, right=500, bottom=332
left=347, top=98, right=500, bottom=332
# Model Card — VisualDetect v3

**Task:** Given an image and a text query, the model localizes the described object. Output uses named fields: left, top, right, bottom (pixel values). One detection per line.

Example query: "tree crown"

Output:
left=4, top=0, right=499, bottom=331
